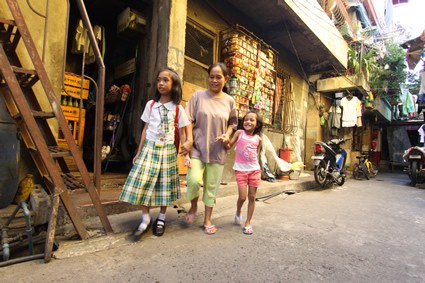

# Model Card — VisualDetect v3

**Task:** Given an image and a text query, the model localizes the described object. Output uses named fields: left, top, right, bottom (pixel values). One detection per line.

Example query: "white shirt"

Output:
left=141, top=100, right=190, bottom=144
left=340, top=96, right=360, bottom=127
left=418, top=124, right=425, bottom=143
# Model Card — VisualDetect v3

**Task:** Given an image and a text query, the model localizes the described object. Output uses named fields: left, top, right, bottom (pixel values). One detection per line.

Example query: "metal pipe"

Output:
left=2, top=228, right=10, bottom=261
left=0, top=254, right=44, bottom=267
left=74, top=0, right=105, bottom=192
left=20, top=201, right=34, bottom=255
left=25, top=0, right=48, bottom=62
left=61, top=0, right=70, bottom=91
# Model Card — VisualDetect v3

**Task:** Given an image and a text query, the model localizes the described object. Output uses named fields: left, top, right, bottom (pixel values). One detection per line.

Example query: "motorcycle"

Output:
left=311, top=138, right=350, bottom=188
left=403, top=146, right=425, bottom=186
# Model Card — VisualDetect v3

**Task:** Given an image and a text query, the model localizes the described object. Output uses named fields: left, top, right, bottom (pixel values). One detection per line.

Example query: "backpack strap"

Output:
left=174, top=104, right=180, bottom=153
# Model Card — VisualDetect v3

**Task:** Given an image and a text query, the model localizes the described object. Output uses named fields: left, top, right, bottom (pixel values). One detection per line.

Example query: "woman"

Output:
left=184, top=62, right=238, bottom=235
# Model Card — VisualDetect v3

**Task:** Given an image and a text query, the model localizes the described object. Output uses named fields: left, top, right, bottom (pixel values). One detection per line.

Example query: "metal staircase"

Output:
left=0, top=0, right=112, bottom=262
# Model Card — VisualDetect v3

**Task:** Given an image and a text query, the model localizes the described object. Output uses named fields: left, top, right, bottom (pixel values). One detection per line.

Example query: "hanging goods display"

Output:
left=220, top=25, right=277, bottom=124
left=282, top=82, right=298, bottom=135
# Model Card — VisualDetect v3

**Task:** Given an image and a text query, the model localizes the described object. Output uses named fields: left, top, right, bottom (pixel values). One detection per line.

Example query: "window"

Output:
left=185, top=20, right=216, bottom=68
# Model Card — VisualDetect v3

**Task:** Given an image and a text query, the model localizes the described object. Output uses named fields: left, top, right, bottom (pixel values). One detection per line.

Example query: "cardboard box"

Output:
left=61, top=85, right=89, bottom=100
left=64, top=72, right=90, bottom=89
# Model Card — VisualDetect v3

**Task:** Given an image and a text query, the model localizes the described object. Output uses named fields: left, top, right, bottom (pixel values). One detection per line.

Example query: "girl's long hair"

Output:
left=154, top=67, right=182, bottom=104
left=243, top=110, right=264, bottom=135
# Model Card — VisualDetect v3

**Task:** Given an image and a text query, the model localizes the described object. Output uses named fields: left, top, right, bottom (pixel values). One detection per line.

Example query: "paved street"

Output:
left=1, top=172, right=425, bottom=282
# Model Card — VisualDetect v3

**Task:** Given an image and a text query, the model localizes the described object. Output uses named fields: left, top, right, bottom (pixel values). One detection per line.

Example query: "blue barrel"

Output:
left=0, top=99, right=19, bottom=209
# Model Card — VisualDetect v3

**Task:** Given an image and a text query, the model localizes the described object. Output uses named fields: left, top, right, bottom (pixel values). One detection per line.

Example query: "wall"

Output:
left=168, top=0, right=187, bottom=76
left=0, top=0, right=68, bottom=137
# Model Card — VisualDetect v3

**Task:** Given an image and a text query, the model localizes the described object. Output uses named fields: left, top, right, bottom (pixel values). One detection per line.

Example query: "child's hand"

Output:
left=216, top=134, right=229, bottom=144
left=184, top=156, right=192, bottom=168
left=132, top=155, right=138, bottom=164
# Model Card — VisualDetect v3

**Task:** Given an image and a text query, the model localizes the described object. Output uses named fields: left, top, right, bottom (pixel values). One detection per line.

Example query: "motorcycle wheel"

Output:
left=314, top=160, right=328, bottom=187
left=411, top=161, right=418, bottom=186
left=353, top=164, right=362, bottom=180
left=369, top=162, right=378, bottom=178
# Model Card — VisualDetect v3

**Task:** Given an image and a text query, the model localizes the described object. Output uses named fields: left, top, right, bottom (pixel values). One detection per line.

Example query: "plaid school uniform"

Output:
left=119, top=140, right=180, bottom=206
left=120, top=103, right=180, bottom=206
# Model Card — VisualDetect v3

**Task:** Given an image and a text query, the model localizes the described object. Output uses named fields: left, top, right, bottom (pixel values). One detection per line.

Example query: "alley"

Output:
left=1, top=172, right=425, bottom=282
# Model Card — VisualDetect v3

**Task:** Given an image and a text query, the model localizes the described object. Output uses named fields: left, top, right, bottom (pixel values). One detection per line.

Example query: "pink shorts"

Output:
left=235, top=170, right=261, bottom=188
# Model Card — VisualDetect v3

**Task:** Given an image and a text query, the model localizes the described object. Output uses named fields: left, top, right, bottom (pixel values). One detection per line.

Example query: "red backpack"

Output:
left=150, top=101, right=180, bottom=153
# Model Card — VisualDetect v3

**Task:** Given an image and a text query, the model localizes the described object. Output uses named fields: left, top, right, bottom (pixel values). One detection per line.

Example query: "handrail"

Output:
left=73, top=0, right=105, bottom=192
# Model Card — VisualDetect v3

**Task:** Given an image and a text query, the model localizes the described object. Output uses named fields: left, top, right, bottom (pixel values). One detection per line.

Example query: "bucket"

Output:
left=279, top=148, right=292, bottom=162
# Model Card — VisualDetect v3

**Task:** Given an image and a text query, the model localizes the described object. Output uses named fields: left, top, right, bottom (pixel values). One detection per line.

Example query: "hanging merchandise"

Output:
left=282, top=81, right=298, bottom=134
left=220, top=25, right=277, bottom=124
left=71, top=19, right=105, bottom=64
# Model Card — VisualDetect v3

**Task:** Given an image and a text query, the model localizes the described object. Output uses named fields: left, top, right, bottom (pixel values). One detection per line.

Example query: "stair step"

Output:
left=11, top=66, right=38, bottom=88
left=13, top=110, right=55, bottom=120
left=44, top=173, right=85, bottom=191
left=0, top=18, right=16, bottom=26
left=0, top=19, right=19, bottom=52
left=48, top=146, right=71, bottom=158
left=33, top=110, right=55, bottom=119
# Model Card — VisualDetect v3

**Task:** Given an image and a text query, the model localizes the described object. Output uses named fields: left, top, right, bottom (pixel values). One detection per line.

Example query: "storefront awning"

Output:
left=207, top=0, right=348, bottom=73
left=283, top=0, right=348, bottom=71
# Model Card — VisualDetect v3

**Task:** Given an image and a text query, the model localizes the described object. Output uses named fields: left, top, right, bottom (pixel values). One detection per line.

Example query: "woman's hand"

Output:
left=180, top=140, right=193, bottom=156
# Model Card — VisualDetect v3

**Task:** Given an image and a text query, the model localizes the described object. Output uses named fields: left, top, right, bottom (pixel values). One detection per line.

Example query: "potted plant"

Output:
left=370, top=41, right=407, bottom=102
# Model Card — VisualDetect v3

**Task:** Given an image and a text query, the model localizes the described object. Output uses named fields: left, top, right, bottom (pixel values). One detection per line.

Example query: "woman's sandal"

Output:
left=204, top=225, right=217, bottom=235
left=243, top=226, right=253, bottom=235
left=183, top=212, right=197, bottom=224
left=234, top=214, right=242, bottom=226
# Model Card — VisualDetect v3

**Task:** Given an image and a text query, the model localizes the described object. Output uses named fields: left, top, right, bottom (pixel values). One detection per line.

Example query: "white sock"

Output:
left=138, top=214, right=151, bottom=231
left=158, top=213, right=166, bottom=221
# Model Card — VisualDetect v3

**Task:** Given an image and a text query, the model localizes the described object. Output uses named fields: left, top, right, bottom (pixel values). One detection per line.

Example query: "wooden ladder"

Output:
left=0, top=0, right=112, bottom=262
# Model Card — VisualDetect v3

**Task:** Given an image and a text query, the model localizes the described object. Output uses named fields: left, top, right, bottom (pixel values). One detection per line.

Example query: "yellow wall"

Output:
left=0, top=0, right=68, bottom=137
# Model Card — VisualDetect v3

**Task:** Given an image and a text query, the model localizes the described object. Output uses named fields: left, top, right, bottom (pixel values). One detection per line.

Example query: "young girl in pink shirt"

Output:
left=226, top=111, right=263, bottom=235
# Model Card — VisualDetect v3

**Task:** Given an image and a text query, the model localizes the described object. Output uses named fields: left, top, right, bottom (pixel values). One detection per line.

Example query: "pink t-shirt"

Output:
left=233, top=130, right=261, bottom=171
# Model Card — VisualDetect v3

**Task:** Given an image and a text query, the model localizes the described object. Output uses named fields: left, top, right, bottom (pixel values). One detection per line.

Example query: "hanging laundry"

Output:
left=356, top=99, right=362, bottom=127
left=71, top=19, right=105, bottom=64
left=340, top=95, right=360, bottom=127
left=328, top=101, right=342, bottom=136
left=418, top=124, right=425, bottom=143
left=420, top=70, right=425, bottom=95
left=402, top=87, right=415, bottom=117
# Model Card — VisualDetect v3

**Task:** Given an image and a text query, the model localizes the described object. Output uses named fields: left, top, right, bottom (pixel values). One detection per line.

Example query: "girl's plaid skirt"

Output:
left=119, top=140, right=180, bottom=206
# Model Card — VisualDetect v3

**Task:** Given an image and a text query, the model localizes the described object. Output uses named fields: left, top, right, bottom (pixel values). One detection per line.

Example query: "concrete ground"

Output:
left=2, top=171, right=425, bottom=282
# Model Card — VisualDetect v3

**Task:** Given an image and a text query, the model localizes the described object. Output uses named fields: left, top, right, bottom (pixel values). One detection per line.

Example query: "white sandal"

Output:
left=234, top=214, right=242, bottom=226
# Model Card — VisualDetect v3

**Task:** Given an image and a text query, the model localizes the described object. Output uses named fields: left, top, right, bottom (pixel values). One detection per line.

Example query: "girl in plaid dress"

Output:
left=120, top=67, right=192, bottom=240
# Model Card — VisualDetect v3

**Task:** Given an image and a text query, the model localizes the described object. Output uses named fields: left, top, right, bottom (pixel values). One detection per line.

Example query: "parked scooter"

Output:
left=403, top=146, right=425, bottom=186
left=312, top=138, right=350, bottom=188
